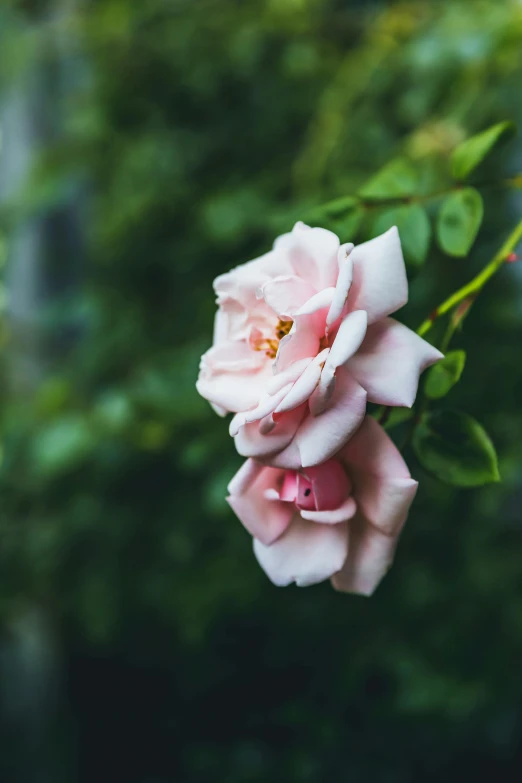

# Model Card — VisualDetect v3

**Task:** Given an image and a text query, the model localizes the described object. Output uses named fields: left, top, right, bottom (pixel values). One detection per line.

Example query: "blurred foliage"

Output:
left=1, top=0, right=522, bottom=780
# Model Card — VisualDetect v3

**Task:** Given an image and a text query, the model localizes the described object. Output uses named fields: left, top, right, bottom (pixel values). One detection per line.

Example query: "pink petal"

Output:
left=326, top=245, right=354, bottom=330
left=234, top=403, right=307, bottom=459
left=327, top=310, right=368, bottom=369
left=260, top=276, right=317, bottom=318
left=253, top=517, right=349, bottom=587
left=229, top=383, right=294, bottom=436
left=260, top=437, right=303, bottom=470
left=340, top=415, right=412, bottom=480
left=280, top=471, right=298, bottom=502
left=227, top=464, right=293, bottom=546
left=274, top=222, right=340, bottom=290
left=274, top=350, right=328, bottom=415
left=295, top=367, right=367, bottom=467
left=265, top=358, right=312, bottom=395
left=345, top=227, right=408, bottom=324
left=197, top=364, right=271, bottom=414
left=227, top=458, right=265, bottom=496
left=347, top=318, right=443, bottom=407
left=302, top=459, right=351, bottom=510
left=300, top=497, right=357, bottom=525
left=274, top=316, right=322, bottom=373
left=308, top=365, right=336, bottom=417
left=331, top=515, right=398, bottom=596
left=352, top=475, right=418, bottom=536
left=294, top=288, right=336, bottom=316
left=340, top=417, right=417, bottom=536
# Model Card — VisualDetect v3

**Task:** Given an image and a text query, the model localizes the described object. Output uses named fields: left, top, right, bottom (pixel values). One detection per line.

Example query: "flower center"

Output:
left=252, top=318, right=293, bottom=359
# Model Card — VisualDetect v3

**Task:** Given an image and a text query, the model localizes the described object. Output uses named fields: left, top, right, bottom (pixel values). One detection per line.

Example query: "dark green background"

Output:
left=1, top=1, right=522, bottom=780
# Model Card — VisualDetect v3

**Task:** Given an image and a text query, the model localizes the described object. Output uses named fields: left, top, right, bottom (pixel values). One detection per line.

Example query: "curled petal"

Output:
left=234, top=404, right=307, bottom=459
left=254, top=517, right=349, bottom=587
left=274, top=350, right=329, bottom=415
left=229, top=383, right=294, bottom=436
left=295, top=368, right=367, bottom=467
left=347, top=318, right=443, bottom=408
left=227, top=464, right=293, bottom=547
left=295, top=288, right=336, bottom=316
left=327, top=310, right=368, bottom=369
left=300, top=497, right=357, bottom=525
left=345, top=227, right=408, bottom=323
left=266, top=358, right=313, bottom=395
left=326, top=245, right=354, bottom=330
left=274, top=315, right=322, bottom=373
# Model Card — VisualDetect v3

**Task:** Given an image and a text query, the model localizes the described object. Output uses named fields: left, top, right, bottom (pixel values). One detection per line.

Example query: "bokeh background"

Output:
left=1, top=0, right=522, bottom=781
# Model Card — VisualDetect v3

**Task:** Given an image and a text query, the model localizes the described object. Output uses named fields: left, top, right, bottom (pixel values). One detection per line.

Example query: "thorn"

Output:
left=506, top=252, right=518, bottom=263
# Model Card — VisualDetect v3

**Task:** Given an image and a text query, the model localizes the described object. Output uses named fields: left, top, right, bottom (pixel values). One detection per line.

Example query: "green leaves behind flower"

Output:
left=451, top=121, right=516, bottom=180
left=436, top=187, right=483, bottom=257
left=372, top=204, right=431, bottom=267
left=359, top=157, right=419, bottom=201
left=412, top=409, right=500, bottom=488
left=425, top=350, right=466, bottom=400
left=305, top=195, right=364, bottom=242
left=32, top=415, right=95, bottom=478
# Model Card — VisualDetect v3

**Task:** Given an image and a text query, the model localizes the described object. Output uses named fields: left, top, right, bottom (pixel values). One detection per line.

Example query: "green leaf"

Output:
left=412, top=410, right=500, bottom=487
left=32, top=415, right=95, bottom=477
left=425, top=350, right=466, bottom=399
left=306, top=195, right=364, bottom=240
left=436, top=187, right=483, bottom=257
left=451, top=121, right=516, bottom=180
left=372, top=204, right=431, bottom=267
left=359, top=157, right=419, bottom=200
left=382, top=407, right=414, bottom=431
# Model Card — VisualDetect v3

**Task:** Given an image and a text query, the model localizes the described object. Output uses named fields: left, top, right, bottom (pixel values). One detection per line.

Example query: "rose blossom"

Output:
left=197, top=221, right=442, bottom=468
left=226, top=416, right=418, bottom=595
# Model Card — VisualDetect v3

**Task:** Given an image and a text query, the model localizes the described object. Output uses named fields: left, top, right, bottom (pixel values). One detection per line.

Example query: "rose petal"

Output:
left=300, top=497, right=357, bottom=525
left=234, top=403, right=307, bottom=459
left=295, top=367, right=367, bottom=467
left=345, top=227, right=408, bottom=324
left=229, top=383, right=294, bottom=436
left=227, top=458, right=265, bottom=496
left=260, top=276, right=317, bottom=318
left=265, top=358, right=313, bottom=395
left=331, top=514, right=398, bottom=596
left=274, top=223, right=340, bottom=290
left=346, top=318, right=443, bottom=407
left=327, top=310, right=368, bottom=369
left=326, top=245, right=354, bottom=330
left=340, top=417, right=417, bottom=536
left=254, top=517, right=349, bottom=587
left=274, top=350, right=329, bottom=415
left=227, top=464, right=293, bottom=546
left=340, top=415, right=412, bottom=480
left=352, top=475, right=418, bottom=536
left=274, top=315, right=322, bottom=373
left=302, top=459, right=351, bottom=510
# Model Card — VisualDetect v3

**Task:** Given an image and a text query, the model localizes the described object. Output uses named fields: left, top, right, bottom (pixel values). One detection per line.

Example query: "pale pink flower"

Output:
left=197, top=222, right=442, bottom=468
left=227, top=417, right=418, bottom=595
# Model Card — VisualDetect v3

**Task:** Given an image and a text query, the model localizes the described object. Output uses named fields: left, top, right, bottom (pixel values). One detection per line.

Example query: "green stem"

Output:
left=417, top=216, right=522, bottom=337
left=312, top=173, right=522, bottom=218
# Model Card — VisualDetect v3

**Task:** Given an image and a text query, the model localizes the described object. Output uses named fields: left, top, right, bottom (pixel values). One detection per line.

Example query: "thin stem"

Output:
left=417, top=217, right=522, bottom=337
left=312, top=173, right=522, bottom=218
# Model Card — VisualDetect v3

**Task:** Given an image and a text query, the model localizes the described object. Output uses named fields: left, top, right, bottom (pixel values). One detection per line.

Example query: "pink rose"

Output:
left=227, top=417, right=418, bottom=595
left=197, top=222, right=442, bottom=468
